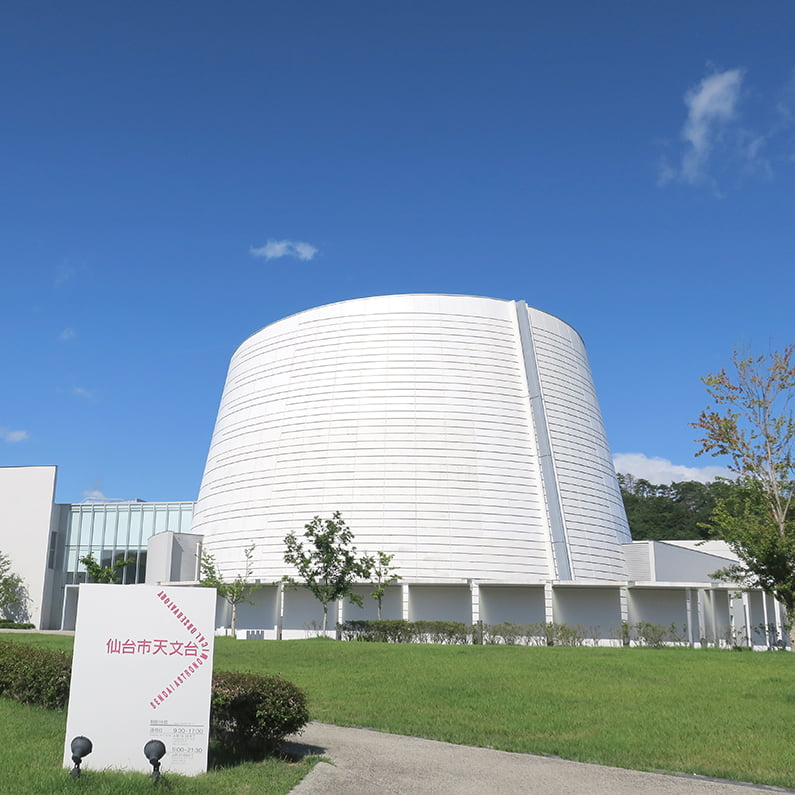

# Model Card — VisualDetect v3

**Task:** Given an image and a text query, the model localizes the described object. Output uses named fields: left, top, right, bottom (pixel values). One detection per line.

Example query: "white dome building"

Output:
left=2, top=294, right=783, bottom=646
left=193, top=295, right=630, bottom=597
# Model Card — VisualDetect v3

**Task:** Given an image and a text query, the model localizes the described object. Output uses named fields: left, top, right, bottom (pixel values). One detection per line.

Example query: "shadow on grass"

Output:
left=208, top=737, right=326, bottom=770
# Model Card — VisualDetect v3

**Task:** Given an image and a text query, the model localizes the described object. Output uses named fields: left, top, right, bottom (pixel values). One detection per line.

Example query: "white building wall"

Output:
left=624, top=541, right=739, bottom=584
left=0, top=466, right=59, bottom=628
left=193, top=295, right=630, bottom=586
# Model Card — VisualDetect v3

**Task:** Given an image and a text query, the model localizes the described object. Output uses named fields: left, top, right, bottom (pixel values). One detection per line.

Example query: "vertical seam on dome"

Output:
left=514, top=301, right=573, bottom=580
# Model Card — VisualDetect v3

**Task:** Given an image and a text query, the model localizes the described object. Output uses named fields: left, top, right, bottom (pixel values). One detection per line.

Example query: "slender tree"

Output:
left=199, top=543, right=256, bottom=636
left=366, top=551, right=401, bottom=619
left=283, top=512, right=372, bottom=633
left=693, top=346, right=795, bottom=631
left=79, top=553, right=136, bottom=583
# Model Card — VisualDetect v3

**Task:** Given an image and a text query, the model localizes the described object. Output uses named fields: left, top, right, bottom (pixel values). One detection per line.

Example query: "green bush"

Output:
left=210, top=671, right=309, bottom=759
left=413, top=620, right=469, bottom=644
left=0, top=640, right=71, bottom=709
left=633, top=621, right=688, bottom=648
left=340, top=619, right=472, bottom=644
left=340, top=620, right=413, bottom=642
left=0, top=620, right=35, bottom=629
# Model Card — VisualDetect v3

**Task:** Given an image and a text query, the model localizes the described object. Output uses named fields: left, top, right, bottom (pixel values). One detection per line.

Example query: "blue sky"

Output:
left=2, top=2, right=793, bottom=502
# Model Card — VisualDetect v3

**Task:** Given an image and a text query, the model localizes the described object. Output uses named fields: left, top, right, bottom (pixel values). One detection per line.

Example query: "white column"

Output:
left=276, top=581, right=284, bottom=640
left=711, top=590, right=720, bottom=647
left=544, top=582, right=554, bottom=625
left=773, top=597, right=784, bottom=646
left=470, top=580, right=480, bottom=625
left=762, top=593, right=771, bottom=648
left=741, top=592, right=752, bottom=648
left=619, top=585, right=630, bottom=647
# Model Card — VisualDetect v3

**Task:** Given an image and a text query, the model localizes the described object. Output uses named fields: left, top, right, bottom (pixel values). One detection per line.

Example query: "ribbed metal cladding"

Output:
left=193, top=295, right=630, bottom=584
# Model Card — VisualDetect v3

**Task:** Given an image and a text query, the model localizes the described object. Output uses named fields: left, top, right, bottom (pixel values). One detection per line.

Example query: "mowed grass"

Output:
left=0, top=697, right=316, bottom=795
left=4, top=633, right=795, bottom=788
left=214, top=638, right=795, bottom=788
left=0, top=634, right=316, bottom=795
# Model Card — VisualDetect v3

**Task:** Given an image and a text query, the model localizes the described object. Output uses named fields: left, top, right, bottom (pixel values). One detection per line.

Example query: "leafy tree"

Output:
left=617, top=474, right=729, bottom=541
left=283, top=512, right=372, bottom=633
left=199, top=544, right=256, bottom=637
left=692, top=346, right=795, bottom=628
left=364, top=551, right=401, bottom=619
left=79, top=553, right=136, bottom=583
left=0, top=550, right=26, bottom=620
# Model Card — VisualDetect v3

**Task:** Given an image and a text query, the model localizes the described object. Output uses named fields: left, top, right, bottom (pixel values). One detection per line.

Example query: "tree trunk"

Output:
left=322, top=604, right=328, bottom=634
left=231, top=601, right=237, bottom=638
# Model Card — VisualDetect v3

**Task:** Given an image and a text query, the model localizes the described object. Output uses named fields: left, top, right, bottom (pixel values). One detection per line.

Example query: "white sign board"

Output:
left=64, top=584, right=216, bottom=776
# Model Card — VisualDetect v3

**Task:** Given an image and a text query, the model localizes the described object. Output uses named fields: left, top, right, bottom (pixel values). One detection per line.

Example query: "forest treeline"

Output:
left=617, top=473, right=735, bottom=541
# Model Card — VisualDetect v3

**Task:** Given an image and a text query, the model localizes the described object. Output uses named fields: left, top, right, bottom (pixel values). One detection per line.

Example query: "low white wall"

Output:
left=552, top=587, right=622, bottom=640
left=408, top=585, right=472, bottom=623
left=627, top=588, right=687, bottom=629
left=234, top=585, right=280, bottom=631
left=341, top=585, right=403, bottom=621
left=479, top=585, right=545, bottom=625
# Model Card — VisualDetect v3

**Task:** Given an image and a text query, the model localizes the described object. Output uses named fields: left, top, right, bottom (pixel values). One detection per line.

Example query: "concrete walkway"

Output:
left=285, top=723, right=791, bottom=795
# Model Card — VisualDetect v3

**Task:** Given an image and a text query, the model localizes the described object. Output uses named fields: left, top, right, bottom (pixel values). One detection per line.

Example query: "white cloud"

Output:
left=58, top=327, right=76, bottom=341
left=660, top=67, right=795, bottom=189
left=250, top=239, right=318, bottom=261
left=57, top=385, right=95, bottom=401
left=53, top=263, right=77, bottom=287
left=613, top=452, right=732, bottom=485
left=0, top=427, right=29, bottom=443
left=680, top=68, right=744, bottom=185
left=82, top=489, right=107, bottom=500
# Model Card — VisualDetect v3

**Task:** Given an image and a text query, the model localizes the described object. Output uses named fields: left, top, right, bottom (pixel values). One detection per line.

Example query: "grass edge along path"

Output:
left=4, top=633, right=795, bottom=790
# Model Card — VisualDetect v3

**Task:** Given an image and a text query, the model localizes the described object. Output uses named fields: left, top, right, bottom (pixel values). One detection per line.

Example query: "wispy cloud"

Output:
left=70, top=386, right=94, bottom=400
left=660, top=67, right=795, bottom=190
left=58, top=327, right=76, bottom=341
left=250, top=239, right=318, bottom=261
left=53, top=263, right=77, bottom=288
left=0, top=427, right=29, bottom=443
left=82, top=488, right=107, bottom=500
left=659, top=68, right=745, bottom=188
left=613, top=453, right=731, bottom=485
left=58, top=385, right=95, bottom=401
left=681, top=69, right=744, bottom=184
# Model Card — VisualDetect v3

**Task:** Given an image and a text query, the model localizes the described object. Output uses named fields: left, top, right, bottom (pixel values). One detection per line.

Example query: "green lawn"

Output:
left=3, top=633, right=795, bottom=789
left=0, top=697, right=316, bottom=795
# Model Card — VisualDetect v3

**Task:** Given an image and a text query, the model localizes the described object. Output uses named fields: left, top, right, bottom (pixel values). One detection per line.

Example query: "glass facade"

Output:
left=62, top=502, right=195, bottom=585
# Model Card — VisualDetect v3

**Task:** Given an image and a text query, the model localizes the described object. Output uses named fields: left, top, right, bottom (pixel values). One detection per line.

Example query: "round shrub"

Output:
left=0, top=640, right=72, bottom=709
left=210, top=671, right=309, bottom=758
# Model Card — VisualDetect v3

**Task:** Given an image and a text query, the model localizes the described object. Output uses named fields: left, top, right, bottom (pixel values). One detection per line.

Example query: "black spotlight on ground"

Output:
left=70, top=735, right=93, bottom=777
left=144, top=739, right=167, bottom=782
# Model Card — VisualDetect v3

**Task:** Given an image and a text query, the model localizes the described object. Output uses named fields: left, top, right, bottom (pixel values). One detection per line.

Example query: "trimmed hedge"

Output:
left=211, top=671, right=310, bottom=758
left=0, top=620, right=35, bottom=629
left=0, top=640, right=72, bottom=709
left=339, top=619, right=595, bottom=646
left=340, top=619, right=471, bottom=644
